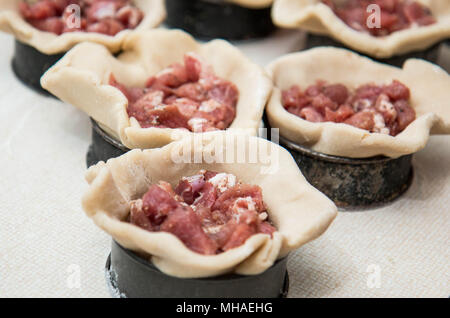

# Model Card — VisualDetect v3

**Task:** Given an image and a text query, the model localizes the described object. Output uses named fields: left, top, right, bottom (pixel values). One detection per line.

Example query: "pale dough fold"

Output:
left=0, top=0, right=166, bottom=54
left=266, top=47, right=450, bottom=158
left=272, top=0, right=450, bottom=58
left=229, top=0, right=273, bottom=8
left=41, top=29, right=273, bottom=149
left=82, top=133, right=337, bottom=278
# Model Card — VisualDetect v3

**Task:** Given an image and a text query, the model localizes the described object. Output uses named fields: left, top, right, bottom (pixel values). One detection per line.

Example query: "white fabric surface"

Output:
left=0, top=30, right=448, bottom=298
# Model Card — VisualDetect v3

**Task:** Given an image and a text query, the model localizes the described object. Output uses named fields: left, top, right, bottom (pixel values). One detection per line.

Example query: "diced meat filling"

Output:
left=129, top=170, right=276, bottom=255
left=110, top=53, right=238, bottom=132
left=282, top=80, right=416, bottom=136
left=322, top=0, right=436, bottom=36
left=19, top=0, right=143, bottom=36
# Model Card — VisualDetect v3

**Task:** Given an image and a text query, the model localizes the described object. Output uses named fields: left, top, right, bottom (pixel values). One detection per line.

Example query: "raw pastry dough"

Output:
left=82, top=133, right=337, bottom=278
left=266, top=47, right=450, bottom=158
left=272, top=0, right=450, bottom=58
left=42, top=29, right=273, bottom=149
left=0, top=0, right=166, bottom=54
left=230, top=0, right=273, bottom=8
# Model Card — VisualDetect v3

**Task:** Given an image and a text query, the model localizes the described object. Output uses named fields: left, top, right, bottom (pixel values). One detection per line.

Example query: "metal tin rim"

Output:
left=165, top=0, right=275, bottom=41
left=11, top=40, right=63, bottom=97
left=114, top=239, right=289, bottom=283
left=197, top=0, right=227, bottom=4
left=105, top=254, right=290, bottom=298
left=167, top=0, right=269, bottom=8
left=304, top=33, right=444, bottom=64
left=337, top=168, right=414, bottom=211
left=279, top=135, right=397, bottom=165
left=91, top=119, right=130, bottom=152
left=191, top=0, right=270, bottom=6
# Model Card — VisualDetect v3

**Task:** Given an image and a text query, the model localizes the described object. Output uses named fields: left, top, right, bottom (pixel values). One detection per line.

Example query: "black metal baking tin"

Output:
left=86, top=119, right=129, bottom=167
left=105, top=240, right=289, bottom=298
left=12, top=40, right=64, bottom=96
left=278, top=135, right=413, bottom=209
left=303, top=33, right=443, bottom=68
left=165, top=0, right=276, bottom=40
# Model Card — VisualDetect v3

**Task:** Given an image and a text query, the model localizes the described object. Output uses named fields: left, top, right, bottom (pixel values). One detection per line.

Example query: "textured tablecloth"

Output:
left=0, top=30, right=448, bottom=298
